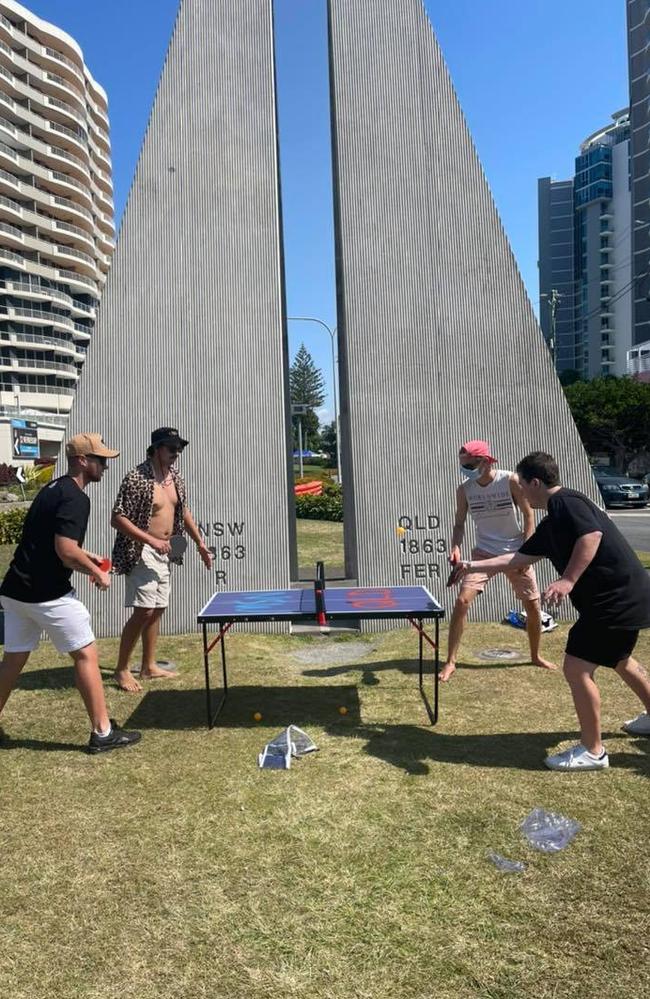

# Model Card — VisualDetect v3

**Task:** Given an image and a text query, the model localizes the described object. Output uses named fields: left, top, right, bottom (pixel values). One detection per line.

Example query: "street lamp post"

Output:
left=287, top=316, right=341, bottom=483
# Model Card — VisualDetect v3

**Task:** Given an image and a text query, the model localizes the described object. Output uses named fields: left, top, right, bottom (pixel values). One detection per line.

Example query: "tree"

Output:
left=563, top=376, right=650, bottom=471
left=320, top=421, right=338, bottom=468
left=290, top=344, right=325, bottom=408
left=290, top=344, right=326, bottom=452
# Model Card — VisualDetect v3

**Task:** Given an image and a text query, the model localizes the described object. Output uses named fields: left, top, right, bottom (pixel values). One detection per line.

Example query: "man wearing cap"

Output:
left=0, top=433, right=141, bottom=753
left=441, top=439, right=556, bottom=682
left=111, top=427, right=212, bottom=693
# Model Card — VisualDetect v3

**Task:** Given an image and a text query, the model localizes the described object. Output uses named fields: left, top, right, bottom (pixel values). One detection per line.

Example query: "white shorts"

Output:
left=1, top=591, right=95, bottom=655
left=124, top=544, right=171, bottom=609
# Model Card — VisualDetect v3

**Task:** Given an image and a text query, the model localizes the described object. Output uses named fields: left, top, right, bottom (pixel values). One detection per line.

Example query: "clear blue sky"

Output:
left=25, top=1, right=628, bottom=421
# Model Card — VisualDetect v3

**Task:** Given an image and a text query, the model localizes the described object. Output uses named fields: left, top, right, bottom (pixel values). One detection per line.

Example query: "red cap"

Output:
left=460, top=439, right=497, bottom=463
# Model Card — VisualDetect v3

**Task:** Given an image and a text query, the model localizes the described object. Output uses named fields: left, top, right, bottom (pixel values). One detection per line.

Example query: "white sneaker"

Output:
left=622, top=711, right=650, bottom=736
left=544, top=743, right=609, bottom=771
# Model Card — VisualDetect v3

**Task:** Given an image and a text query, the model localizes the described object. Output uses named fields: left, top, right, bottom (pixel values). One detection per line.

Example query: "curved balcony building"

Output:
left=0, top=0, right=114, bottom=452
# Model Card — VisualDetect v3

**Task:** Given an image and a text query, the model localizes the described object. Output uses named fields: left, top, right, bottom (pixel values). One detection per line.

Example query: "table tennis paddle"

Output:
left=446, top=560, right=466, bottom=588
left=169, top=535, right=188, bottom=558
left=98, top=557, right=112, bottom=573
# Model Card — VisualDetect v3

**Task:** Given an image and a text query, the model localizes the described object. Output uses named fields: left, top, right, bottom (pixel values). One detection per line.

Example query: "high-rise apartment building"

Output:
left=627, top=0, right=650, bottom=348
left=538, top=110, right=631, bottom=379
left=0, top=0, right=114, bottom=461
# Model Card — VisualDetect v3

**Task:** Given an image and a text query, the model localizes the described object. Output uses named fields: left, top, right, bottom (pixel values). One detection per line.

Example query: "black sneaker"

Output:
left=88, top=719, right=141, bottom=754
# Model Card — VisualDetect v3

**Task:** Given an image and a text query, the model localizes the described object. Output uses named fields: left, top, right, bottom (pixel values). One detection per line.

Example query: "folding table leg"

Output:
left=203, top=621, right=231, bottom=729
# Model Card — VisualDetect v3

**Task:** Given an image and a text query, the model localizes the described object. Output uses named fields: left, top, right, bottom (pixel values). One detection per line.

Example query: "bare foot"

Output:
left=439, top=662, right=456, bottom=682
left=532, top=657, right=558, bottom=672
left=141, top=663, right=178, bottom=680
left=114, top=669, right=143, bottom=693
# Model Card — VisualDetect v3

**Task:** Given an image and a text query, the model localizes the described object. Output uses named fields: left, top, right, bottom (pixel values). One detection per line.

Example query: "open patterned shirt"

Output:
left=111, top=460, right=187, bottom=575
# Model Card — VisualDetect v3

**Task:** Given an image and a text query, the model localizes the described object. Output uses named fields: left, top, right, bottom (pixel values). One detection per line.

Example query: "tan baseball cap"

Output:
left=65, top=433, right=119, bottom=459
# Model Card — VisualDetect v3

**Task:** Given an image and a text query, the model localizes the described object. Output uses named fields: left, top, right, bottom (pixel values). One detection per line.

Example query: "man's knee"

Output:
left=454, top=590, right=477, bottom=613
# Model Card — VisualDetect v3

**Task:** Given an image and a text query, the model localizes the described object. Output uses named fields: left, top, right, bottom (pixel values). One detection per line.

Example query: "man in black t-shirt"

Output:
left=455, top=451, right=650, bottom=771
left=0, top=433, right=141, bottom=754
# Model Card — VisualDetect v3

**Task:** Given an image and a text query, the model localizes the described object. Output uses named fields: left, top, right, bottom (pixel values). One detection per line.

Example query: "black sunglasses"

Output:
left=87, top=453, right=107, bottom=466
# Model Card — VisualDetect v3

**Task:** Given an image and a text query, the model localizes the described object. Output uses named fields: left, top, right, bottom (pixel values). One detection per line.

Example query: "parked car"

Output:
left=592, top=466, right=649, bottom=509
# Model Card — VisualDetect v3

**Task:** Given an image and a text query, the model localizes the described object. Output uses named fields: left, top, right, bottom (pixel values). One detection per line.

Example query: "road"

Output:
left=608, top=509, right=650, bottom=551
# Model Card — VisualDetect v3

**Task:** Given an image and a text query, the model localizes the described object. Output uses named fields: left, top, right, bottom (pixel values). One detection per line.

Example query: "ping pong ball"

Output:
left=253, top=711, right=262, bottom=722
left=396, top=526, right=406, bottom=535
left=338, top=706, right=348, bottom=716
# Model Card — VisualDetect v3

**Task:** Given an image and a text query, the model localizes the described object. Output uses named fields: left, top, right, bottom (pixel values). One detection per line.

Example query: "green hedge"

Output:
left=295, top=490, right=343, bottom=522
left=0, top=507, right=27, bottom=544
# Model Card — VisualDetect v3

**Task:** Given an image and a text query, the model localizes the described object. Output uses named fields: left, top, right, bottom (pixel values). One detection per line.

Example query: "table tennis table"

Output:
left=197, top=575, right=444, bottom=729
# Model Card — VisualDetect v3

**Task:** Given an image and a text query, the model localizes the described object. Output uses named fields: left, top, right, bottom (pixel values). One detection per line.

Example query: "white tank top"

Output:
left=463, top=469, right=524, bottom=554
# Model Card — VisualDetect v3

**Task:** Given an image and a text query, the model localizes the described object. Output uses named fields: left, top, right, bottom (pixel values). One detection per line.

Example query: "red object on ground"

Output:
left=294, top=480, right=323, bottom=497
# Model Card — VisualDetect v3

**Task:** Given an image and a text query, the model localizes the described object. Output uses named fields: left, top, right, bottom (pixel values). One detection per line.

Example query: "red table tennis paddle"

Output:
left=98, top=557, right=112, bottom=573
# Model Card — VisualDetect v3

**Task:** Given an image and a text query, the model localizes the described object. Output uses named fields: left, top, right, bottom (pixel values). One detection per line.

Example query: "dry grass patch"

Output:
left=296, top=519, right=344, bottom=568
left=1, top=620, right=649, bottom=998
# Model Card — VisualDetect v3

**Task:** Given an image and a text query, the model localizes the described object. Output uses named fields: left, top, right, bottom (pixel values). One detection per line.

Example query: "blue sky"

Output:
left=24, top=1, right=629, bottom=420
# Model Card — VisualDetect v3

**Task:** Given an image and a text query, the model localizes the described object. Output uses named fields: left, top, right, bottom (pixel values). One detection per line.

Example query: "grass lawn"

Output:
left=1, top=619, right=649, bottom=998
left=296, top=519, right=344, bottom=568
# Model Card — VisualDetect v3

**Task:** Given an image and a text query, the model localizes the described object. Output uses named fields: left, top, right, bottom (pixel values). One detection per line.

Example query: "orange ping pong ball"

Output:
left=338, top=705, right=348, bottom=716
left=253, top=711, right=262, bottom=722
left=396, top=526, right=406, bottom=535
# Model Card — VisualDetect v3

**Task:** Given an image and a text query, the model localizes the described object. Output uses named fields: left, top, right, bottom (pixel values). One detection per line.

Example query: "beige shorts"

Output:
left=124, top=544, right=171, bottom=609
left=462, top=547, right=540, bottom=602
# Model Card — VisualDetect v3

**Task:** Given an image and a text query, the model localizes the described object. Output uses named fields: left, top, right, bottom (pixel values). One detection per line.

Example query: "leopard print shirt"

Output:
left=111, top=460, right=187, bottom=575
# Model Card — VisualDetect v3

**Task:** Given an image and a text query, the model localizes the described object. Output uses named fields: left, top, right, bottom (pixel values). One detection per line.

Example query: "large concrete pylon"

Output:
left=328, top=0, right=599, bottom=621
left=68, top=0, right=294, bottom=635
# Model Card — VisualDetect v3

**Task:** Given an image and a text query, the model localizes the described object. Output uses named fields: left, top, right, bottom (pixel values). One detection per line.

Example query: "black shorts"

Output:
left=566, top=618, right=639, bottom=668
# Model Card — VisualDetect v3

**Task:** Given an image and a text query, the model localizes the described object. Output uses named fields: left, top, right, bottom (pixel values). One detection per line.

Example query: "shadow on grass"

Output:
left=358, top=724, right=650, bottom=777
left=301, top=657, right=532, bottom=685
left=123, top=684, right=361, bottom=731
left=16, top=665, right=77, bottom=690
left=0, top=730, right=82, bottom=753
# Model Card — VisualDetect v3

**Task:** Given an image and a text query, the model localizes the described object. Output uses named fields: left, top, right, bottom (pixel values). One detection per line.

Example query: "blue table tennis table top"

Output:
left=198, top=585, right=444, bottom=623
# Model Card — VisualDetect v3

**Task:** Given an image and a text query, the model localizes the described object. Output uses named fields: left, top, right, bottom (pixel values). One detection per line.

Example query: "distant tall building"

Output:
left=538, top=110, right=631, bottom=379
left=627, top=0, right=650, bottom=348
left=0, top=0, right=114, bottom=462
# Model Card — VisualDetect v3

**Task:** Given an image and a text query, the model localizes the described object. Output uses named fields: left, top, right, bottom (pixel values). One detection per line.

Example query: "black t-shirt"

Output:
left=0, top=476, right=90, bottom=603
left=519, top=487, right=650, bottom=629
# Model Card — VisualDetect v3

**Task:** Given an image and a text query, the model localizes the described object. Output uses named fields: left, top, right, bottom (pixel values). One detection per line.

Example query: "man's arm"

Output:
left=183, top=507, right=213, bottom=569
left=463, top=551, right=540, bottom=573
left=110, top=512, right=171, bottom=555
left=509, top=474, right=534, bottom=539
left=54, top=536, right=111, bottom=590
left=543, top=531, right=602, bottom=608
left=449, top=485, right=469, bottom=564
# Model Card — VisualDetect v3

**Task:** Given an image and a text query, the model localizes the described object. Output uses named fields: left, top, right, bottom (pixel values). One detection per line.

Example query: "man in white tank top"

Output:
left=440, top=439, right=557, bottom=681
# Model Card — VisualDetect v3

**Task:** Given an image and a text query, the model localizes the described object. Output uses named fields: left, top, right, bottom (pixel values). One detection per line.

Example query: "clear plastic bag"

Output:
left=487, top=851, right=526, bottom=873
left=258, top=725, right=318, bottom=769
left=520, top=807, right=581, bottom=853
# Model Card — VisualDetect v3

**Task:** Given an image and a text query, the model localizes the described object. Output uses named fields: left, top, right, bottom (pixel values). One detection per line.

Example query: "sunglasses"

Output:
left=87, top=454, right=107, bottom=466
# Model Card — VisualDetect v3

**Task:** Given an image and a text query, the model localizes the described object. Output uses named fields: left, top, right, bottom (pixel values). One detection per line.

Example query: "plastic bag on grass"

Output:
left=258, top=725, right=318, bottom=770
left=487, top=851, right=526, bottom=873
left=520, top=807, right=581, bottom=853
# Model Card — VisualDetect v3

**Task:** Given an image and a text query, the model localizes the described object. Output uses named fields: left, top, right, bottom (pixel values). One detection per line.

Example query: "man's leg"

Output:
left=114, top=607, right=155, bottom=692
left=0, top=651, right=31, bottom=717
left=441, top=586, right=481, bottom=681
left=522, top=597, right=557, bottom=671
left=562, top=654, right=603, bottom=755
left=140, top=608, right=177, bottom=679
left=615, top=656, right=650, bottom=712
left=71, top=642, right=111, bottom=732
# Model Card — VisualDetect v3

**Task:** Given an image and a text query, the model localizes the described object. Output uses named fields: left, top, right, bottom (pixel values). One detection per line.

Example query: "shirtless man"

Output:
left=111, top=427, right=212, bottom=692
left=441, top=439, right=556, bottom=682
